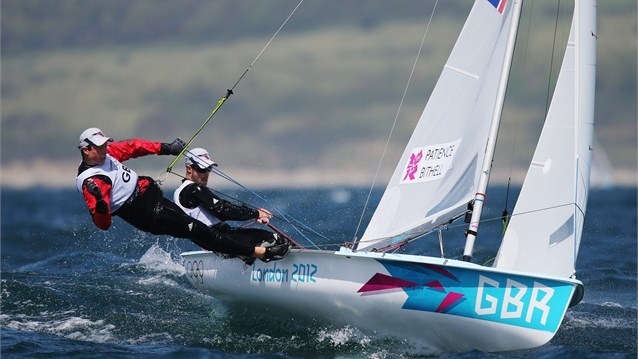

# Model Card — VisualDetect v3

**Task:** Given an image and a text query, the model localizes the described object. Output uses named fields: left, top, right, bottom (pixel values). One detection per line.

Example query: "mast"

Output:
left=462, top=0, right=524, bottom=262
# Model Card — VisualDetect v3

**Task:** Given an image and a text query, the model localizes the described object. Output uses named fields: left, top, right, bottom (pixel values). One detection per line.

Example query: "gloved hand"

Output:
left=167, top=137, right=186, bottom=156
left=85, top=179, right=103, bottom=201
left=85, top=179, right=108, bottom=214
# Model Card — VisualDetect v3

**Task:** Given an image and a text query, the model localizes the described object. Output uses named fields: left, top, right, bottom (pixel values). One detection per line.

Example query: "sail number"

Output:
left=475, top=275, right=554, bottom=326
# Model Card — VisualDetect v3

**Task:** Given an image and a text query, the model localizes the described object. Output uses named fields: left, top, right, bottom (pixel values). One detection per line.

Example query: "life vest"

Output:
left=76, top=154, right=139, bottom=212
left=173, top=179, right=221, bottom=227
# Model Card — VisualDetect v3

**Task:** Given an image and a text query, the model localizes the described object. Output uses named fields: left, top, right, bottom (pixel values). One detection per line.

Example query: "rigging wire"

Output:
left=208, top=166, right=327, bottom=249
left=158, top=0, right=305, bottom=182
left=353, top=201, right=579, bottom=251
left=544, top=0, right=563, bottom=116
left=502, top=1, right=570, bottom=235
left=351, top=0, right=439, bottom=249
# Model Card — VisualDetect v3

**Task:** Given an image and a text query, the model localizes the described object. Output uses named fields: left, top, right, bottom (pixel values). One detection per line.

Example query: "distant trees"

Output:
left=2, top=0, right=467, bottom=53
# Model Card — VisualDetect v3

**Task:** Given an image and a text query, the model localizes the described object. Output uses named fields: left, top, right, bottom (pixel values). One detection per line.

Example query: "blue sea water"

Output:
left=1, top=186, right=636, bottom=358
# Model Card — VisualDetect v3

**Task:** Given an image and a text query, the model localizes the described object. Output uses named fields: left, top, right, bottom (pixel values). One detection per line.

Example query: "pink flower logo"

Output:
left=403, top=150, right=422, bottom=181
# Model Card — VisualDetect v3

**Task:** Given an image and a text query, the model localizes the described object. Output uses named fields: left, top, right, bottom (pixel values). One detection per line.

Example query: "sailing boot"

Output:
left=273, top=233, right=288, bottom=246
left=260, top=233, right=288, bottom=247
left=259, top=234, right=277, bottom=248
left=260, top=241, right=292, bottom=263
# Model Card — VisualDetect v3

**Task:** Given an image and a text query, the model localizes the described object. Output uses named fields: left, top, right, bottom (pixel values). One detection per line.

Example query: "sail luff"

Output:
left=573, top=0, right=597, bottom=264
left=573, top=2, right=582, bottom=266
left=462, top=0, right=524, bottom=261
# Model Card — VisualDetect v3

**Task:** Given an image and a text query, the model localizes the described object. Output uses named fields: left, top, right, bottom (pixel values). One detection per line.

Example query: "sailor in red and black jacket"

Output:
left=75, top=127, right=283, bottom=262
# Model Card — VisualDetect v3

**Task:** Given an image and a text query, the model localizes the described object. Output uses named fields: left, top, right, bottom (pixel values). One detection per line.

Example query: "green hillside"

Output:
left=2, top=0, right=636, bottom=186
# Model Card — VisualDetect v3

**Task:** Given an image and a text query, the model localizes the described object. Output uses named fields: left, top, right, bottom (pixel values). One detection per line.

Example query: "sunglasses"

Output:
left=191, top=165, right=211, bottom=173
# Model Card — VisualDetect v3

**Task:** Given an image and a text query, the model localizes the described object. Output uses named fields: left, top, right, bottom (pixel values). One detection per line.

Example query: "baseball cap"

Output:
left=78, top=127, right=113, bottom=148
left=185, top=148, right=217, bottom=171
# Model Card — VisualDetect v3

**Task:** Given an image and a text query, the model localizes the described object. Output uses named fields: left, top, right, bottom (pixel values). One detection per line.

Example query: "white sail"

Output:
left=494, top=0, right=597, bottom=278
left=358, top=0, right=515, bottom=251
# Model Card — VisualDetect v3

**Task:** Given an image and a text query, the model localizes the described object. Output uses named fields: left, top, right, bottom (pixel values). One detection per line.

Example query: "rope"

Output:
left=158, top=0, right=305, bottom=182
left=351, top=0, right=439, bottom=248
left=229, top=0, right=305, bottom=92
left=163, top=89, right=233, bottom=176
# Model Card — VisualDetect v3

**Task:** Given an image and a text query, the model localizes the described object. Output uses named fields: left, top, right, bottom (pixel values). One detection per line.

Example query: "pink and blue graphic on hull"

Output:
left=358, top=260, right=576, bottom=333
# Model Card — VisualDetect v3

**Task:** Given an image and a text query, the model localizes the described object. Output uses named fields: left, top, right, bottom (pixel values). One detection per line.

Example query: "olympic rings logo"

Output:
left=184, top=260, right=205, bottom=284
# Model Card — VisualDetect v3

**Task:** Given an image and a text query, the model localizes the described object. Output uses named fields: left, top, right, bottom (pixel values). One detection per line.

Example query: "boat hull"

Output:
left=181, top=248, right=582, bottom=353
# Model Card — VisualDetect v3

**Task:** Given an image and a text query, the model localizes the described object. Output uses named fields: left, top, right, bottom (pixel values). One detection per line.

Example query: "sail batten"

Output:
left=444, top=65, right=480, bottom=80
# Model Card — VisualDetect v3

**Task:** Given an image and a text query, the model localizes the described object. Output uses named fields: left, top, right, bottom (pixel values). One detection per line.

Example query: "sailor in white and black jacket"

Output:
left=173, top=147, right=291, bottom=262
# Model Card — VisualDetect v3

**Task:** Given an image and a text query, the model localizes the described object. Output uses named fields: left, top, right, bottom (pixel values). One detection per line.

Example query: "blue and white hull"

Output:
left=181, top=248, right=582, bottom=353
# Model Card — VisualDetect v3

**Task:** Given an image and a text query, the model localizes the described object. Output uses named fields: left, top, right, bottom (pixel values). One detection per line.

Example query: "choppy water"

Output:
left=2, top=186, right=636, bottom=358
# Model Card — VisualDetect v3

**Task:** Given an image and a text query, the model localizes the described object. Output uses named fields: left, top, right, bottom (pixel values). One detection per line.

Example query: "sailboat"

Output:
left=181, top=0, right=596, bottom=353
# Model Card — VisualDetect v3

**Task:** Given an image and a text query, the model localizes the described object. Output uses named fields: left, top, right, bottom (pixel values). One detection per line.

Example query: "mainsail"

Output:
left=493, top=0, right=597, bottom=278
left=358, top=0, right=515, bottom=251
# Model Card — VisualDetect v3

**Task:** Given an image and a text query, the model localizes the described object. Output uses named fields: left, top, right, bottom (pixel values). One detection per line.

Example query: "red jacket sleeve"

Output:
left=107, top=139, right=163, bottom=162
left=81, top=177, right=113, bottom=230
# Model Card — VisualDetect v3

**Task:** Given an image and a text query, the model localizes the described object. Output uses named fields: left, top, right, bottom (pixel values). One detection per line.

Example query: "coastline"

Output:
left=1, top=160, right=635, bottom=190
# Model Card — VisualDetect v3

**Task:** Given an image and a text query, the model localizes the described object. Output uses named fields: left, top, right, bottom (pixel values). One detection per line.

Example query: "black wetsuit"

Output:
left=176, top=182, right=277, bottom=247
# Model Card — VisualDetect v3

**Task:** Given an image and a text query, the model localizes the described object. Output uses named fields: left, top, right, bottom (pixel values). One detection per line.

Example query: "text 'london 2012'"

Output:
left=251, top=263, right=317, bottom=283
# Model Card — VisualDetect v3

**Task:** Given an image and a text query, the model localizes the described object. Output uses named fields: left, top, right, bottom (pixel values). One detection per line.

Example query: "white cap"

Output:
left=78, top=127, right=113, bottom=148
left=185, top=148, right=217, bottom=171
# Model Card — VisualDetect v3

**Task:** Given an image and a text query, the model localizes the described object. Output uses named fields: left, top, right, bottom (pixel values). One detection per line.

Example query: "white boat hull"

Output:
left=181, top=248, right=582, bottom=353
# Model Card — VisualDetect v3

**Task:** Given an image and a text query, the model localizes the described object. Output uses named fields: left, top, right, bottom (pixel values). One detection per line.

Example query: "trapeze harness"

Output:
left=76, top=154, right=138, bottom=212
left=173, top=179, right=221, bottom=228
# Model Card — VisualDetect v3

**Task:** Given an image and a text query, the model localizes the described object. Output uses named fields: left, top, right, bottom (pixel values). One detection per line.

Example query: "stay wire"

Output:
left=355, top=202, right=579, bottom=256
left=351, top=0, right=439, bottom=249
left=158, top=0, right=305, bottom=182
left=503, top=0, right=536, bottom=233
left=544, top=0, right=562, bottom=116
